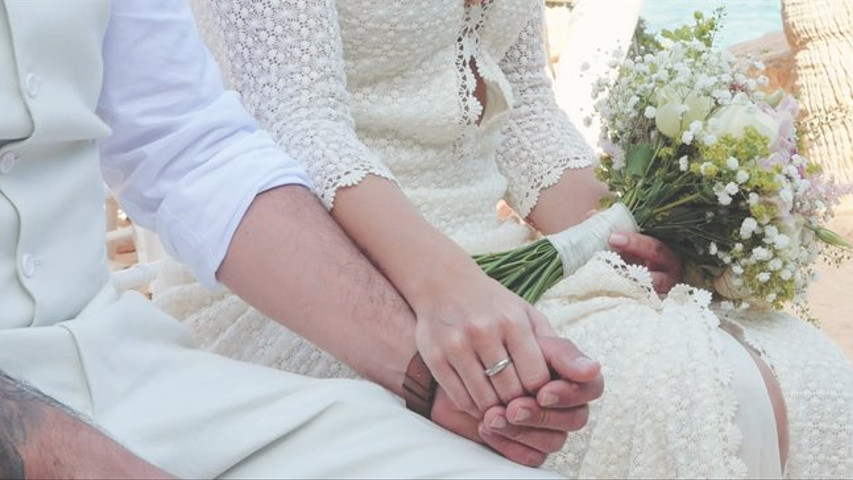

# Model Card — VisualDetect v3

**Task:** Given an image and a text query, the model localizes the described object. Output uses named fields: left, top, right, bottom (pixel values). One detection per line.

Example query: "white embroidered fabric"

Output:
left=190, top=0, right=592, bottom=252
left=157, top=1, right=853, bottom=478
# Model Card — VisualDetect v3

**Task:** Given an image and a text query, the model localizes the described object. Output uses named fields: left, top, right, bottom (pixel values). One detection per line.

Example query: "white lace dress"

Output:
left=155, top=1, right=853, bottom=477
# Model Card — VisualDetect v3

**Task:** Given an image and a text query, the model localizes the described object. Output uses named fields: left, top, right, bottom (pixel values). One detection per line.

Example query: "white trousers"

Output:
left=0, top=288, right=559, bottom=479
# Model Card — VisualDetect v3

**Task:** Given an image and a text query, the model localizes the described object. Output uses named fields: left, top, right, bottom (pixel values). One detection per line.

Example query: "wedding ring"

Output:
left=484, top=357, right=512, bottom=377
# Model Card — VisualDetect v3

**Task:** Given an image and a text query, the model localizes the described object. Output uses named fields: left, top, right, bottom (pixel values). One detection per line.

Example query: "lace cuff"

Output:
left=496, top=3, right=595, bottom=218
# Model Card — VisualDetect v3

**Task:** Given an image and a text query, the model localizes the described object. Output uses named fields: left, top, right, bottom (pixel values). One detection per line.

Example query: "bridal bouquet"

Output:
left=477, top=11, right=851, bottom=312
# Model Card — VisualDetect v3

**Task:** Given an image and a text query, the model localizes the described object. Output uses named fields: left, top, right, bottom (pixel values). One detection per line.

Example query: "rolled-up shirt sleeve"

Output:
left=97, top=0, right=311, bottom=288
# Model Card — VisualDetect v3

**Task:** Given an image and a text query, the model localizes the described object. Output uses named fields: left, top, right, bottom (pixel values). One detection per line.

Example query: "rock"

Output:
left=782, top=0, right=853, bottom=209
left=729, top=31, right=796, bottom=94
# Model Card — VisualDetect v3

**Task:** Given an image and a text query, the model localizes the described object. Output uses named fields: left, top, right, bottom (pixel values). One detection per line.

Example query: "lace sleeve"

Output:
left=496, top=3, right=595, bottom=218
left=205, top=0, right=395, bottom=209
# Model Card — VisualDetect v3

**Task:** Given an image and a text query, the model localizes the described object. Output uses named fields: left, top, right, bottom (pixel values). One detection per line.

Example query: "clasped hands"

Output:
left=429, top=335, right=603, bottom=467
left=415, top=231, right=681, bottom=467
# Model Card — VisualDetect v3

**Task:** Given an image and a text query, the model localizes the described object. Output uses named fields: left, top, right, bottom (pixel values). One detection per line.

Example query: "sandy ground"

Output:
left=804, top=210, right=853, bottom=360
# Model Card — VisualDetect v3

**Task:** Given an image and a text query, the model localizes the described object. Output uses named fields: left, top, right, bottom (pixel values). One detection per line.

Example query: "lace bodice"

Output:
left=193, top=0, right=593, bottom=253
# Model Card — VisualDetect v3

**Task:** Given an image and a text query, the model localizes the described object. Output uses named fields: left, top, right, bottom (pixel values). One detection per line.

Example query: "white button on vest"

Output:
left=0, top=152, right=16, bottom=174
left=25, top=73, right=41, bottom=98
left=21, top=253, right=36, bottom=278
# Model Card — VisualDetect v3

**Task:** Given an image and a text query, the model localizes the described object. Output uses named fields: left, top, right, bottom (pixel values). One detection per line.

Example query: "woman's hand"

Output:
left=328, top=177, right=565, bottom=417
left=609, top=232, right=682, bottom=294
left=431, top=336, right=604, bottom=467
left=412, top=256, right=553, bottom=417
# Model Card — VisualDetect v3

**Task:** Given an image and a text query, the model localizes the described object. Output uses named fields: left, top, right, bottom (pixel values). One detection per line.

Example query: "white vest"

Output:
left=0, top=1, right=112, bottom=328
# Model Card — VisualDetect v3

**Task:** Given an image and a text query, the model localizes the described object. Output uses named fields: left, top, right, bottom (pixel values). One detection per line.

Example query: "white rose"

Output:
left=653, top=87, right=713, bottom=139
left=655, top=100, right=683, bottom=139
left=707, top=103, right=780, bottom=146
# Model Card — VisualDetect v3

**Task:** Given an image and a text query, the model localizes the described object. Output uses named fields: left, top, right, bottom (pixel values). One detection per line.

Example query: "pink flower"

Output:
left=775, top=94, right=800, bottom=119
left=600, top=139, right=626, bottom=170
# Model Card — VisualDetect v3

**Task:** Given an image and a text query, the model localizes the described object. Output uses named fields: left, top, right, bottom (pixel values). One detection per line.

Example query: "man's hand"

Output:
left=609, top=232, right=682, bottom=294
left=431, top=387, right=568, bottom=467
left=430, top=337, right=603, bottom=467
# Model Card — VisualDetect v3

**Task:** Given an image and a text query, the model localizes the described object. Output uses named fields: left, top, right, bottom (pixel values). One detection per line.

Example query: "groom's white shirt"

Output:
left=97, top=0, right=311, bottom=288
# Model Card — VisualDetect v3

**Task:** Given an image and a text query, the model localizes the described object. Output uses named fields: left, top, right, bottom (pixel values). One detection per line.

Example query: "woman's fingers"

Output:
left=449, top=344, right=502, bottom=414
left=503, top=322, right=551, bottom=395
left=650, top=271, right=677, bottom=294
left=478, top=349, right=527, bottom=405
left=476, top=309, right=548, bottom=403
left=413, top=271, right=555, bottom=416
left=422, top=350, right=480, bottom=417
left=609, top=232, right=682, bottom=293
left=609, top=232, right=680, bottom=271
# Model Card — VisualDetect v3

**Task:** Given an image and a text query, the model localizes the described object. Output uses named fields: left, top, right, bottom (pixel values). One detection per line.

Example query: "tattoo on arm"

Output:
left=0, top=370, right=74, bottom=479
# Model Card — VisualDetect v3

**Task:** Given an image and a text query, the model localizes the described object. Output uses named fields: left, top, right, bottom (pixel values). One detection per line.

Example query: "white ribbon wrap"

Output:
left=545, top=203, right=639, bottom=276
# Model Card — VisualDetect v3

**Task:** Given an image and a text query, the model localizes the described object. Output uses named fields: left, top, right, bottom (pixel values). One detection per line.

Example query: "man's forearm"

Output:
left=0, top=371, right=171, bottom=479
left=218, top=185, right=418, bottom=396
left=0, top=372, right=29, bottom=479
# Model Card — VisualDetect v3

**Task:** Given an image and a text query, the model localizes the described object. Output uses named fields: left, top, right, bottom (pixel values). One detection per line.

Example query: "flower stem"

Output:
left=652, top=192, right=702, bottom=215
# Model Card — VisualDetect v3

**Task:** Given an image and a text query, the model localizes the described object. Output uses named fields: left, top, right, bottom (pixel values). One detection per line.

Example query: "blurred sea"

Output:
left=641, top=0, right=783, bottom=47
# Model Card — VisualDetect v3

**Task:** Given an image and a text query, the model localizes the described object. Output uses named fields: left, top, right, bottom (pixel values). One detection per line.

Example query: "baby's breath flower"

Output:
left=682, top=130, right=694, bottom=144
left=748, top=193, right=760, bottom=206
left=736, top=170, right=750, bottom=184
left=757, top=272, right=771, bottom=283
left=752, top=247, right=773, bottom=262
left=644, top=105, right=657, bottom=119
left=678, top=155, right=689, bottom=171
left=726, top=157, right=739, bottom=170
left=732, top=91, right=749, bottom=105
left=689, top=120, right=704, bottom=133
left=709, top=242, right=718, bottom=255
left=725, top=182, right=739, bottom=195
left=773, top=234, right=790, bottom=249
left=700, top=162, right=717, bottom=177
left=740, top=217, right=758, bottom=239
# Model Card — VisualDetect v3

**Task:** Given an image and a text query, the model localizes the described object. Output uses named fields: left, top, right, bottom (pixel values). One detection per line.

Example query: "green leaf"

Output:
left=626, top=143, right=655, bottom=178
